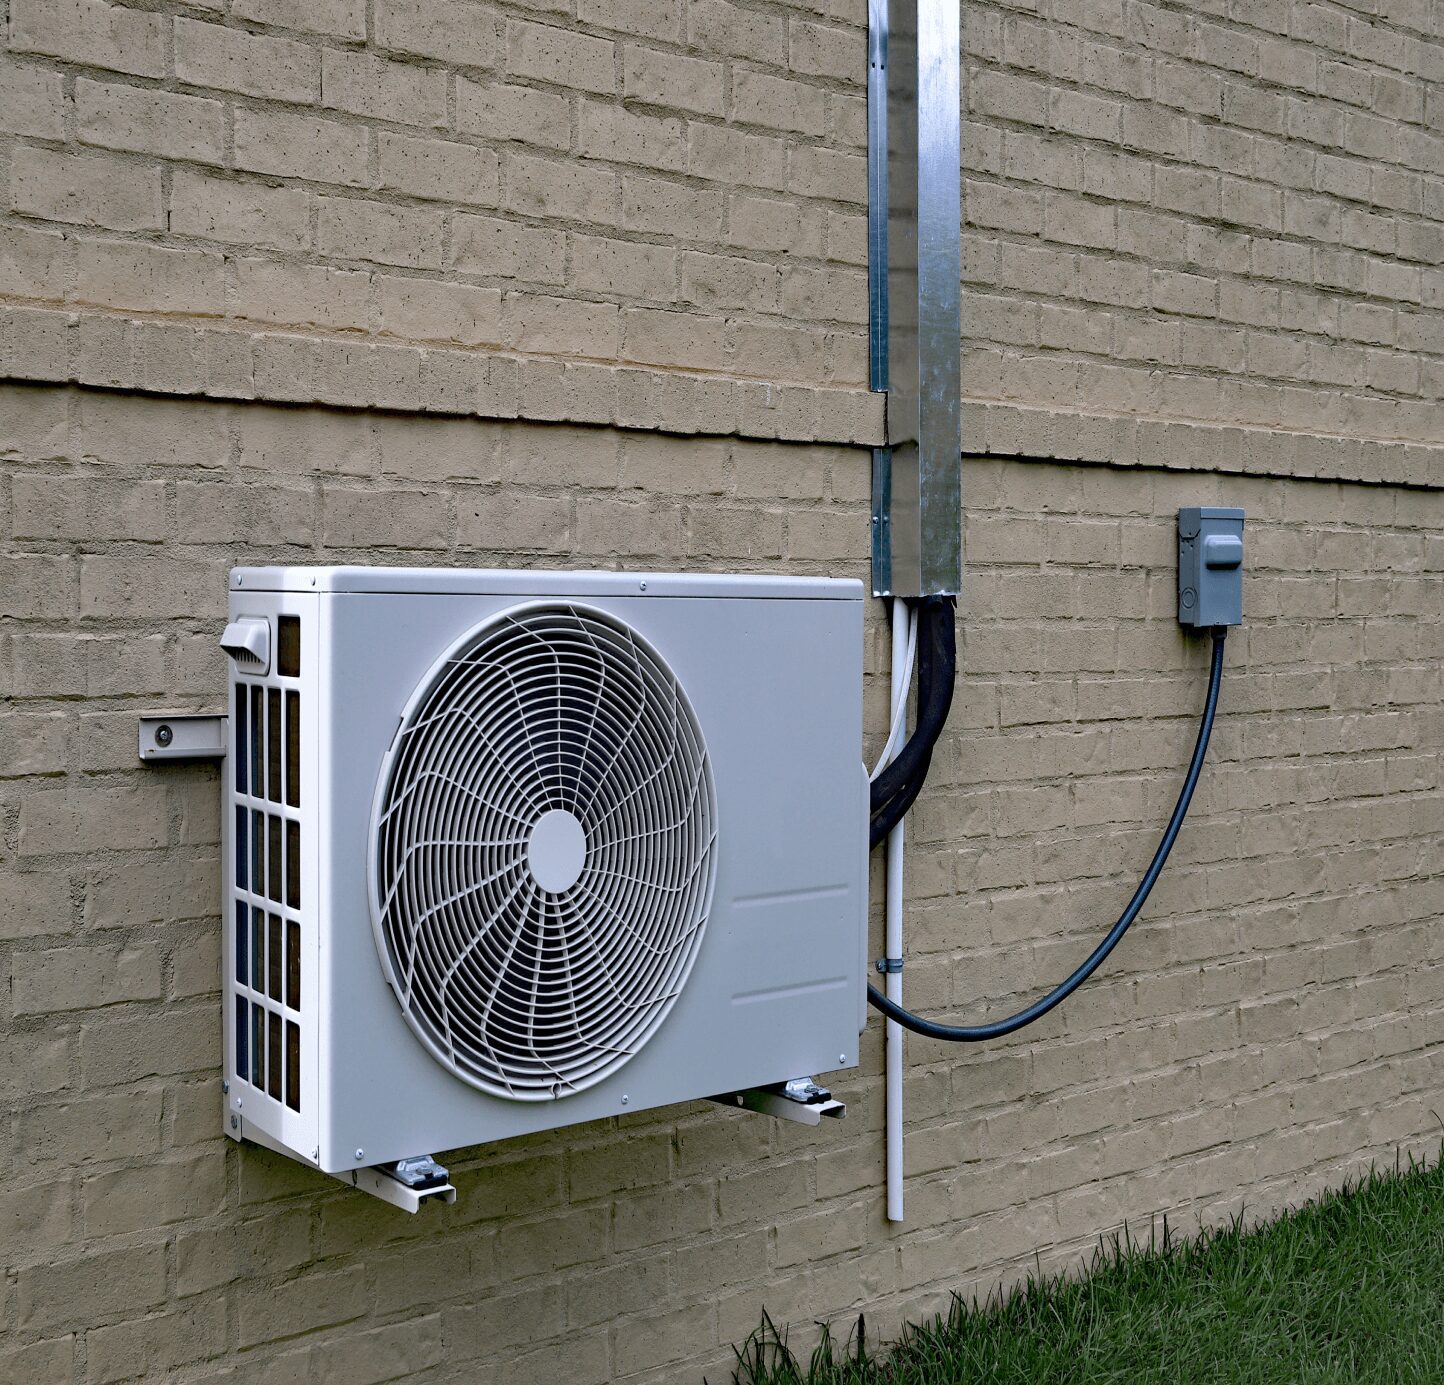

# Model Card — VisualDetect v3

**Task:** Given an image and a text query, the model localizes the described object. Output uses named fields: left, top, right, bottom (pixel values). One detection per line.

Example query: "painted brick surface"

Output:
left=1, top=382, right=1440, bottom=1382
left=1, top=0, right=1442, bottom=1379
left=1, top=1, right=1442, bottom=443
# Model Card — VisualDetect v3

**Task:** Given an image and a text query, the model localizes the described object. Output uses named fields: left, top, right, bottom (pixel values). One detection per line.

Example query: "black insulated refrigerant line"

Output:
left=865, top=621, right=1229, bottom=1042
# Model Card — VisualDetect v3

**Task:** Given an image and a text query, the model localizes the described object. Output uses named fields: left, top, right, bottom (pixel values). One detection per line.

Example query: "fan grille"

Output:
left=371, top=602, right=717, bottom=1100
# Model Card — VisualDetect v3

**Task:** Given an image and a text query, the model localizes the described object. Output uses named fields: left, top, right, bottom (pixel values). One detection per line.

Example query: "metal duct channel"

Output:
left=869, top=0, right=962, bottom=598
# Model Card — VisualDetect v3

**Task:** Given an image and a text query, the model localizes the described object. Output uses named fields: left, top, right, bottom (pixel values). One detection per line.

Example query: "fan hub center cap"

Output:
left=526, top=809, right=587, bottom=892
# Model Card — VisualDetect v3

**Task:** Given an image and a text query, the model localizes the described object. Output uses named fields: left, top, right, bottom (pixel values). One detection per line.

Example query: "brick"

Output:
left=231, top=0, right=365, bottom=39
left=78, top=390, right=230, bottom=469
left=0, top=1029, right=72, bottom=1101
left=175, top=17, right=318, bottom=102
left=0, top=1338, right=75, bottom=1382
left=507, top=154, right=620, bottom=226
left=170, top=172, right=312, bottom=254
left=624, top=174, right=725, bottom=238
left=504, top=293, right=621, bottom=357
left=317, top=197, right=445, bottom=270
left=0, top=59, right=66, bottom=140
left=9, top=0, right=168, bottom=78
left=376, top=0, right=497, bottom=67
left=579, top=100, right=688, bottom=173
left=17, top=1245, right=166, bottom=1330
left=76, top=239, right=226, bottom=316
left=0, top=710, right=71, bottom=779
left=456, top=79, right=571, bottom=150
left=0, top=224, right=67, bottom=299
left=232, top=259, right=371, bottom=333
left=3, top=552, right=76, bottom=620
left=508, top=20, right=616, bottom=94
left=83, top=1155, right=225, bottom=1236
left=0, top=866, right=72, bottom=938
left=19, top=782, right=169, bottom=857
left=308, top=1315, right=445, bottom=1385
left=379, top=133, right=501, bottom=208
left=458, top=491, right=570, bottom=549
left=733, top=69, right=826, bottom=135
left=80, top=1007, right=219, bottom=1086
left=682, top=251, right=780, bottom=312
left=322, top=486, right=450, bottom=549
left=573, top=234, right=676, bottom=298
left=623, top=45, right=725, bottom=115
left=86, top=1301, right=227, bottom=1384
left=377, top=274, right=504, bottom=349
left=688, top=124, right=788, bottom=192
left=175, top=1210, right=313, bottom=1296
left=234, top=109, right=369, bottom=188
left=11, top=145, right=163, bottom=233
left=238, top=1267, right=367, bottom=1348
left=12, top=942, right=161, bottom=1015
left=77, top=78, right=226, bottom=164
left=689, top=0, right=784, bottom=57
left=451, top=213, right=566, bottom=283
left=321, top=49, right=447, bottom=127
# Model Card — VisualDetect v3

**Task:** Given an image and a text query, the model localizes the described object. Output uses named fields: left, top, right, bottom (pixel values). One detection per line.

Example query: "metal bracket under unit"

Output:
left=331, top=1156, right=457, bottom=1213
left=709, top=1077, right=846, bottom=1126
left=138, top=715, right=227, bottom=763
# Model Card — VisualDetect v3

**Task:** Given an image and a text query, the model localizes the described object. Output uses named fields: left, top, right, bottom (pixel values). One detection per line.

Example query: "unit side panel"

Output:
left=224, top=590, right=321, bottom=1165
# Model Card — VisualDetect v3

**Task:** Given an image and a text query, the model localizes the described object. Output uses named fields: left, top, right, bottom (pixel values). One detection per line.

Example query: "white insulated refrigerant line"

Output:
left=882, top=599, right=915, bottom=1222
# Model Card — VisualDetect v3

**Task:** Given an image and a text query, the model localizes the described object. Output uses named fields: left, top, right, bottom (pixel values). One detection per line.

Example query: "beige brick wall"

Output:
left=3, top=0, right=1444, bottom=449
left=1, top=380, right=1440, bottom=1381
left=2, top=0, right=1443, bottom=1380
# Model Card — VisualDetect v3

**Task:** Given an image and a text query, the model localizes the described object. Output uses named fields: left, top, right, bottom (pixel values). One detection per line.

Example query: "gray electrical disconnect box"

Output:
left=1178, top=507, right=1245, bottom=627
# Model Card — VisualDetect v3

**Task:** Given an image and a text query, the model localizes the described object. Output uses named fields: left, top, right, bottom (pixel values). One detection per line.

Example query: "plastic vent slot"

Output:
left=230, top=616, right=304, bottom=1115
left=371, top=603, right=718, bottom=1102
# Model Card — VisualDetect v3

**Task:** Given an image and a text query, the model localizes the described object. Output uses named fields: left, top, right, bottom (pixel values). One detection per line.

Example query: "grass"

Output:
left=730, top=1151, right=1444, bottom=1385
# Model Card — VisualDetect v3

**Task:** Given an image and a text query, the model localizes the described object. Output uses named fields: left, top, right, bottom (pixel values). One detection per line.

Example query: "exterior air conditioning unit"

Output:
left=221, top=567, right=866, bottom=1207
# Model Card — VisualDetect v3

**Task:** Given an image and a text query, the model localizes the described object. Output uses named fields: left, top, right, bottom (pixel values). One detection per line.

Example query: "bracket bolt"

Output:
left=230, top=1115, right=239, bottom=1131
left=155, top=724, right=173, bottom=747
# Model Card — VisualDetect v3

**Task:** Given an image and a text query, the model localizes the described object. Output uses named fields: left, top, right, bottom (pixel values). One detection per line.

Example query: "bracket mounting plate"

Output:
left=138, top=715, right=227, bottom=763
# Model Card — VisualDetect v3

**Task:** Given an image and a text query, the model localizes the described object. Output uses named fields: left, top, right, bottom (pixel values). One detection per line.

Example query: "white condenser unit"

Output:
left=221, top=567, right=866, bottom=1206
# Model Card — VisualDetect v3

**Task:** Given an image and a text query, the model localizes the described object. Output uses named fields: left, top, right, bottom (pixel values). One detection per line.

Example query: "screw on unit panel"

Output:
left=355, top=1149, right=365, bottom=1161
left=620, top=1095, right=629, bottom=1105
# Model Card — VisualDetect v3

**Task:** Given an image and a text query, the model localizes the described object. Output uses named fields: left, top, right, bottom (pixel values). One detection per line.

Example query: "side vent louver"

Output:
left=231, top=614, right=303, bottom=1115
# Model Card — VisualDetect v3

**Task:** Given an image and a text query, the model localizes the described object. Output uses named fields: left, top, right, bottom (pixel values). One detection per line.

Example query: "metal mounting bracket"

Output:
left=138, top=715, right=227, bottom=763
left=709, top=1077, right=846, bottom=1126
left=331, top=1156, right=457, bottom=1213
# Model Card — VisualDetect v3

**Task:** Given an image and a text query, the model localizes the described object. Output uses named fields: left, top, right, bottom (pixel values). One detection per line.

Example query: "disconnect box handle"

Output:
left=1203, top=534, right=1243, bottom=568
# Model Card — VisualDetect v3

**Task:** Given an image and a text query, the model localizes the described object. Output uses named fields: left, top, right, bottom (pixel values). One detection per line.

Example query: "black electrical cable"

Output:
left=868, top=625, right=1228, bottom=1042
left=869, top=596, right=956, bottom=848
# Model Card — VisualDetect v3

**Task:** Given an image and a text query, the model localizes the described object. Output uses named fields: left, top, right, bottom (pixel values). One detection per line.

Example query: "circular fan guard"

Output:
left=370, top=602, right=717, bottom=1101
